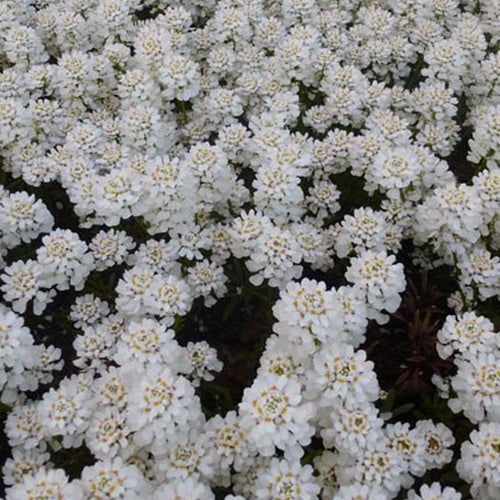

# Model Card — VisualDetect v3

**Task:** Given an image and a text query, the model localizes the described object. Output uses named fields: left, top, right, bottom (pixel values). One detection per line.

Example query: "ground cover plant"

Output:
left=0, top=0, right=499, bottom=498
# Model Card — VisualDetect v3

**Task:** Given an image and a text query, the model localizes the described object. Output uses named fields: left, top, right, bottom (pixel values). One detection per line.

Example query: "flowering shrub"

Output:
left=0, top=0, right=499, bottom=498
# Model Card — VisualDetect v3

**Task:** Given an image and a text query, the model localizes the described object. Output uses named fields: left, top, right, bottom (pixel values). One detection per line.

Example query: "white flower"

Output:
left=204, top=411, right=254, bottom=478
left=457, top=422, right=500, bottom=499
left=0, top=97, right=30, bottom=148
left=272, top=278, right=339, bottom=343
left=252, top=161, right=305, bottom=222
left=2, top=448, right=49, bottom=486
left=126, top=365, right=204, bottom=455
left=78, top=458, right=150, bottom=499
left=5, top=468, right=83, bottom=500
left=145, top=273, right=192, bottom=320
left=347, top=440, right=407, bottom=496
left=207, top=88, right=244, bottom=124
left=168, top=223, right=208, bottom=261
left=291, top=223, right=331, bottom=268
left=414, top=184, right=483, bottom=263
left=3, top=24, right=48, bottom=67
left=153, top=478, right=214, bottom=500
left=468, top=105, right=500, bottom=170
left=333, top=483, right=390, bottom=500
left=410, top=81, right=458, bottom=122
left=368, top=146, right=422, bottom=198
left=255, top=457, right=320, bottom=500
left=448, top=351, right=500, bottom=423
left=306, top=179, right=341, bottom=221
left=436, top=312, right=498, bottom=360
left=385, top=422, right=427, bottom=478
left=0, top=308, right=35, bottom=385
left=90, top=229, right=135, bottom=271
left=186, top=341, right=223, bottom=386
left=332, top=286, right=369, bottom=347
left=313, top=450, right=346, bottom=499
left=0, top=306, right=61, bottom=399
left=184, top=143, right=232, bottom=207
left=257, top=335, right=308, bottom=379
left=1, top=260, right=52, bottom=314
left=345, top=250, right=406, bottom=324
left=239, top=374, right=314, bottom=460
left=217, top=123, right=251, bottom=162
left=472, top=168, right=500, bottom=227
left=4, top=403, right=44, bottom=450
left=155, top=429, right=214, bottom=481
left=365, top=109, right=412, bottom=146
left=94, top=366, right=129, bottom=409
left=187, top=259, right=228, bottom=307
left=36, top=229, right=94, bottom=291
left=159, top=54, right=200, bottom=101
left=114, top=318, right=187, bottom=372
left=115, top=266, right=155, bottom=316
left=306, top=344, right=379, bottom=407
left=130, top=239, right=179, bottom=274
left=423, top=39, right=467, bottom=90
left=0, top=191, right=53, bottom=247
left=335, top=208, right=392, bottom=258
left=118, top=68, right=161, bottom=106
left=70, top=294, right=110, bottom=329
left=458, top=248, right=500, bottom=302
left=232, top=457, right=272, bottom=498
left=406, top=482, right=462, bottom=500
left=229, top=210, right=273, bottom=259
left=320, top=403, right=384, bottom=453
left=246, top=226, right=303, bottom=288
left=415, top=420, right=455, bottom=470
left=85, top=408, right=130, bottom=460
left=39, top=375, right=93, bottom=446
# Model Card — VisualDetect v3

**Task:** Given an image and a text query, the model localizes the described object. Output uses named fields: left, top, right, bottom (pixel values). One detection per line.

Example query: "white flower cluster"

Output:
left=0, top=305, right=62, bottom=404
left=434, top=310, right=500, bottom=498
left=0, top=0, right=498, bottom=498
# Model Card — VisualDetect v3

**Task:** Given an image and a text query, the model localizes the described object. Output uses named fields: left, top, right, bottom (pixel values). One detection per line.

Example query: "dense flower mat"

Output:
left=0, top=0, right=499, bottom=498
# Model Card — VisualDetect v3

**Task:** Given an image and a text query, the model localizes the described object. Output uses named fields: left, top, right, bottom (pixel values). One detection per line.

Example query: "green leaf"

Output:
left=392, top=403, right=415, bottom=417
